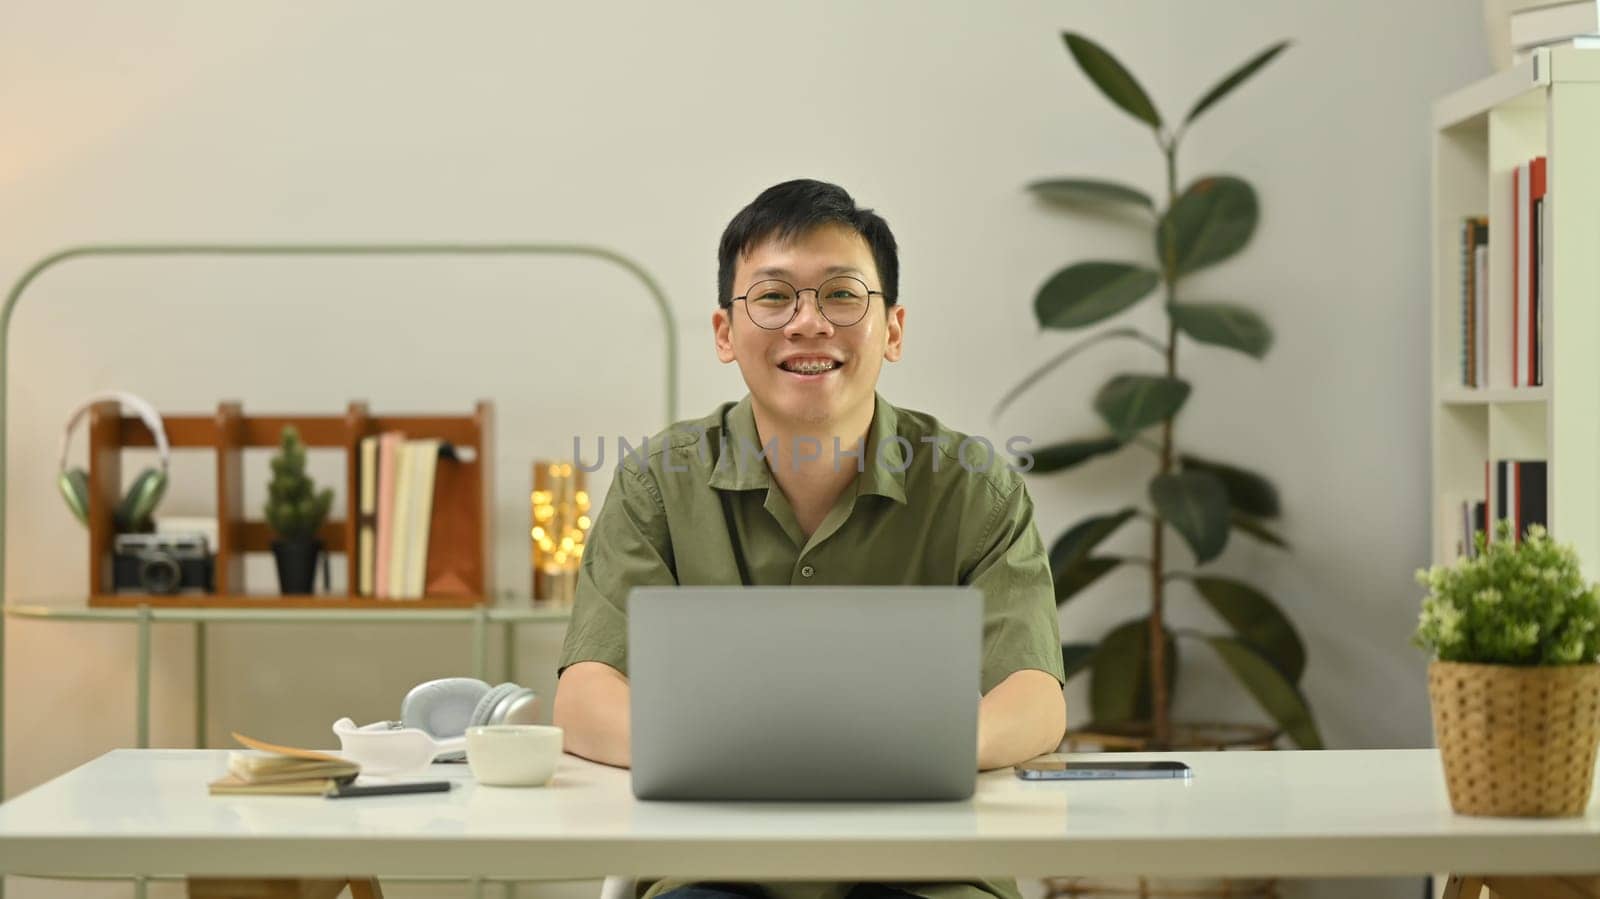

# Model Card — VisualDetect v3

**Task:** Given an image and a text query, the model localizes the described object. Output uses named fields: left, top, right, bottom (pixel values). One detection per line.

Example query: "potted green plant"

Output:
left=1415, top=520, right=1600, bottom=817
left=265, top=425, right=334, bottom=595
left=995, top=32, right=1318, bottom=751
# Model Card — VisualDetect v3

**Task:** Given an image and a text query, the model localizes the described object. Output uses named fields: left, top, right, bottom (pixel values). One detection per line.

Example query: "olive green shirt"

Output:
left=558, top=391, right=1066, bottom=899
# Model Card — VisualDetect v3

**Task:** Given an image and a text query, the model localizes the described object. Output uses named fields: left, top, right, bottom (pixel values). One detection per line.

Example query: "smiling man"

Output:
left=554, top=179, right=1066, bottom=899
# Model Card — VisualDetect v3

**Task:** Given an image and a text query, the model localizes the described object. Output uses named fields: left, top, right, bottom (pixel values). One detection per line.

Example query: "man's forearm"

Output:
left=551, top=661, right=633, bottom=769
left=976, top=668, right=1067, bottom=771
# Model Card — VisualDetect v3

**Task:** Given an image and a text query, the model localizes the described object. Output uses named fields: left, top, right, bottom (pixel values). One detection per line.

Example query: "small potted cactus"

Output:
left=265, top=425, right=334, bottom=595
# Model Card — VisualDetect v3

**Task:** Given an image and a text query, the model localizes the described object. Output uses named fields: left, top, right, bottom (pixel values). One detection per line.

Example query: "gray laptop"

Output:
left=628, top=585, right=982, bottom=801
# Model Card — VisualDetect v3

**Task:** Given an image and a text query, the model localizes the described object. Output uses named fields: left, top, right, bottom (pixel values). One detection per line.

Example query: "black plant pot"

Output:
left=271, top=537, right=323, bottom=595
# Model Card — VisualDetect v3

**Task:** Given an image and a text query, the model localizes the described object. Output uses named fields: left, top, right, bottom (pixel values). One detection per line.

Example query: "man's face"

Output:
left=714, top=224, right=904, bottom=430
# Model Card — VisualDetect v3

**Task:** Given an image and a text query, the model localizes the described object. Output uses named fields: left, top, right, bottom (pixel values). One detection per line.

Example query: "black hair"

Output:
left=716, top=179, right=899, bottom=309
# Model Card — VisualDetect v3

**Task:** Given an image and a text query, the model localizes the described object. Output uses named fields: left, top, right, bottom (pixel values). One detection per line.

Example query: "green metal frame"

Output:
left=0, top=242, right=679, bottom=810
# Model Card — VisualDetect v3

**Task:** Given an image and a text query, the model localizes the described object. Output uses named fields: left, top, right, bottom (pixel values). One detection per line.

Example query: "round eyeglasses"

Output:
left=727, top=276, right=884, bottom=329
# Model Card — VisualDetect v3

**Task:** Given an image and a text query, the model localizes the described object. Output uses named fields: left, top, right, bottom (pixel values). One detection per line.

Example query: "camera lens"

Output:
left=141, top=555, right=182, bottom=594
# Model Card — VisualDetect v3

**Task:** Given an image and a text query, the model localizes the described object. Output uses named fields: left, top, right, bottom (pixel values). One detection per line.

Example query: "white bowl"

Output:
left=466, top=724, right=564, bottom=786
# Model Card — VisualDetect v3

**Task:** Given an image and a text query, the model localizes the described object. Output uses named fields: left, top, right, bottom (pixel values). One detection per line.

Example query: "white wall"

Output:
left=1, top=1, right=1489, bottom=897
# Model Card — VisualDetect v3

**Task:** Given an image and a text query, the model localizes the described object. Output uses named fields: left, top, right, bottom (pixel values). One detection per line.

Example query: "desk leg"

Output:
left=134, top=875, right=147, bottom=899
left=136, top=605, right=152, bottom=748
left=195, top=621, right=208, bottom=748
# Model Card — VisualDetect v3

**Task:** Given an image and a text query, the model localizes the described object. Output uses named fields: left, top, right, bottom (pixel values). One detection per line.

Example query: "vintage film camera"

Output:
left=112, top=532, right=215, bottom=594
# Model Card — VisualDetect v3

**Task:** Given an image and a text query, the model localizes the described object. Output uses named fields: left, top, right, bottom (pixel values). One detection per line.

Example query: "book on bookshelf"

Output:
left=1457, top=497, right=1488, bottom=559
left=1511, top=156, right=1548, bottom=388
left=356, top=432, right=478, bottom=600
left=1459, top=216, right=1488, bottom=387
left=374, top=431, right=405, bottom=597
left=401, top=439, right=442, bottom=599
left=1486, top=459, right=1549, bottom=544
left=357, top=435, right=378, bottom=597
left=1529, top=155, right=1547, bottom=387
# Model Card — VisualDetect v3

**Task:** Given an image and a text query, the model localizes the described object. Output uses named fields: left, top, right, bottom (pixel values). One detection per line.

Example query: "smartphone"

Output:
left=1014, top=760, right=1192, bottom=781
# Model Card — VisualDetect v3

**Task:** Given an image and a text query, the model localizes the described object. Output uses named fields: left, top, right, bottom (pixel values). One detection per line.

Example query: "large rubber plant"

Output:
left=996, top=32, right=1322, bottom=749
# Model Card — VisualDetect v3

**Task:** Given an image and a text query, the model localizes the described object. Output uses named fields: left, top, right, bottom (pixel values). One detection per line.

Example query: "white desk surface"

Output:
left=0, top=749, right=1596, bottom=880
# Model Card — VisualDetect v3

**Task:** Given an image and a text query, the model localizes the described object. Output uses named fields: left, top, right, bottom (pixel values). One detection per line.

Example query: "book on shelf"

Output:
left=1510, top=0, right=1600, bottom=49
left=1510, top=156, right=1548, bottom=389
left=1455, top=496, right=1488, bottom=560
left=1528, top=156, right=1547, bottom=387
left=207, top=731, right=358, bottom=796
left=1481, top=458, right=1549, bottom=546
left=357, top=435, right=378, bottom=597
left=355, top=431, right=479, bottom=600
left=1459, top=216, right=1488, bottom=388
left=401, top=439, right=443, bottom=599
left=373, top=431, right=404, bottom=597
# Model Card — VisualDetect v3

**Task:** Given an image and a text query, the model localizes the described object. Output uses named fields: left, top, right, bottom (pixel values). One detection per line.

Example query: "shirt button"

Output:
left=800, top=565, right=815, bottom=578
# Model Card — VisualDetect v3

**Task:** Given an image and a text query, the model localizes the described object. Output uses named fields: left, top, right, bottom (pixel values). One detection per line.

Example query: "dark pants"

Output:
left=658, top=886, right=921, bottom=899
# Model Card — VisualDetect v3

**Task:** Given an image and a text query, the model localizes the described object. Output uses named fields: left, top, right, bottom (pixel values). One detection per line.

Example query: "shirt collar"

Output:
left=706, top=392, right=908, bottom=505
left=707, top=394, right=771, bottom=491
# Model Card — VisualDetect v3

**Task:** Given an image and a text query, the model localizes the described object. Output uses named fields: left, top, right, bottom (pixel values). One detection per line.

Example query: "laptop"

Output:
left=628, top=585, right=982, bottom=801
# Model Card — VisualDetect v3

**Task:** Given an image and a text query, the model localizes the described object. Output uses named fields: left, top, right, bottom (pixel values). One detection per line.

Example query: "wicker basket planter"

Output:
left=1427, top=660, right=1600, bottom=817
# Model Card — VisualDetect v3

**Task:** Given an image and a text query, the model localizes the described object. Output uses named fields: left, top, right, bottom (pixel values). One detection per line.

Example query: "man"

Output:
left=554, top=179, right=1066, bottom=899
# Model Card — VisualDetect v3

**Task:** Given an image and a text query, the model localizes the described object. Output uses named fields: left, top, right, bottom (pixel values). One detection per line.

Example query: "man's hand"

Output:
left=551, top=660, right=633, bottom=768
left=976, top=668, right=1066, bottom=772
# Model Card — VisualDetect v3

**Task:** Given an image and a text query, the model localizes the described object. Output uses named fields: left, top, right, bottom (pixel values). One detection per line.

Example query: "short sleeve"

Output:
left=556, top=459, right=678, bottom=678
left=962, top=479, right=1066, bottom=694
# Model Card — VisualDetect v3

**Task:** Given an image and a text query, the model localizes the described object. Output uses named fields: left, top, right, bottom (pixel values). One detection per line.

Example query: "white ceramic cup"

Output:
left=465, top=724, right=564, bottom=786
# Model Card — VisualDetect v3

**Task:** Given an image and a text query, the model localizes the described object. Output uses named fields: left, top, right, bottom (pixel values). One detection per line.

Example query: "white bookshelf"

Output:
left=1431, top=48, right=1600, bottom=574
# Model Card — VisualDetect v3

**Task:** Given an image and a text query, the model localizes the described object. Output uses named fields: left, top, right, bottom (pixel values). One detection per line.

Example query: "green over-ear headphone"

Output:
left=58, top=392, right=170, bottom=532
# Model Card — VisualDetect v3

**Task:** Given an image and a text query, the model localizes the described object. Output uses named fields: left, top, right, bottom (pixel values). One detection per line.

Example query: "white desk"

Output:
left=0, top=749, right=1596, bottom=881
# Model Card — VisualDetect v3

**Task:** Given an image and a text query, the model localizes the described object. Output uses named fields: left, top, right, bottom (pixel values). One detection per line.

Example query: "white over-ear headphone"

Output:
left=58, top=392, right=171, bottom=531
left=332, top=677, right=540, bottom=774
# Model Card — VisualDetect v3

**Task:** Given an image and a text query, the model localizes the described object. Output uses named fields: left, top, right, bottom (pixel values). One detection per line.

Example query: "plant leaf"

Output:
left=1183, top=41, right=1291, bottom=127
left=1149, top=471, right=1230, bottom=563
left=1049, top=508, right=1138, bottom=572
left=1028, top=178, right=1154, bottom=211
left=1055, top=556, right=1122, bottom=605
left=1035, top=262, right=1160, bottom=330
left=1062, top=33, right=1162, bottom=128
left=1180, top=454, right=1280, bottom=518
left=1062, top=642, right=1098, bottom=680
left=1203, top=635, right=1324, bottom=749
left=1188, top=576, right=1306, bottom=682
left=1232, top=512, right=1290, bottom=549
left=1157, top=176, right=1259, bottom=276
left=1094, top=374, right=1191, bottom=441
left=1091, top=617, right=1177, bottom=724
left=1170, top=302, right=1273, bottom=359
left=991, top=327, right=1165, bottom=423
left=1028, top=436, right=1126, bottom=474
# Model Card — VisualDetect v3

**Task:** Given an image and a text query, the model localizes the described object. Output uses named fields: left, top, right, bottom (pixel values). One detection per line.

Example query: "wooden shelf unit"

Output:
left=1430, top=47, right=1600, bottom=574
left=85, top=400, right=494, bottom=609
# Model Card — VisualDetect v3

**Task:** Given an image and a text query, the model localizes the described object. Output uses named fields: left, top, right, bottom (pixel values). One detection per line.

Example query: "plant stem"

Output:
left=1150, top=140, right=1181, bottom=747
